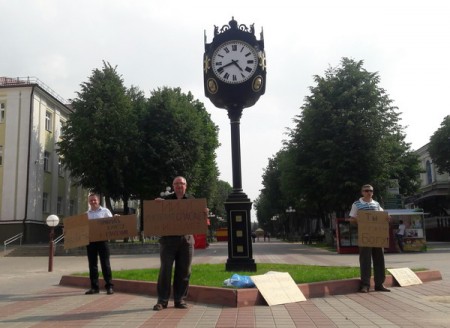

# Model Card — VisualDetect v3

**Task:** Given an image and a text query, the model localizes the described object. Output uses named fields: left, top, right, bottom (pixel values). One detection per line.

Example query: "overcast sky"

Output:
left=2, top=0, right=449, bottom=219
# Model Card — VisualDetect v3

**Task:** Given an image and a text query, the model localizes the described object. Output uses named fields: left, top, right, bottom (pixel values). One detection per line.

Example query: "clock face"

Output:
left=211, top=40, right=258, bottom=84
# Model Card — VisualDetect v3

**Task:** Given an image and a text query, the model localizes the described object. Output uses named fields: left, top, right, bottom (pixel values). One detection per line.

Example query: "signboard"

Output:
left=63, top=214, right=89, bottom=250
left=250, top=272, right=306, bottom=306
left=143, top=198, right=207, bottom=236
left=357, top=210, right=389, bottom=248
left=387, top=268, right=422, bottom=286
left=89, top=214, right=138, bottom=242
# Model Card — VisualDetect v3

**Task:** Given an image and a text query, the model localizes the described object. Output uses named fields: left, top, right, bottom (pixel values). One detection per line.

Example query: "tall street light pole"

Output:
left=46, top=214, right=60, bottom=272
left=286, top=206, right=296, bottom=241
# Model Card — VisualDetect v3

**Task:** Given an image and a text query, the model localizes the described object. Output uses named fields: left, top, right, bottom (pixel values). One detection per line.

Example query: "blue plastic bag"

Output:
left=223, top=273, right=255, bottom=288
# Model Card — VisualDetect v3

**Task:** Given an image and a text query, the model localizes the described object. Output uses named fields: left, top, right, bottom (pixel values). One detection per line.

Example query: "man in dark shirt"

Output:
left=153, top=176, right=195, bottom=310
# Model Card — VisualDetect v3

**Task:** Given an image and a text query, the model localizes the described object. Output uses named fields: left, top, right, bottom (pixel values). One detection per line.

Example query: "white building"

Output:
left=408, top=143, right=450, bottom=241
left=0, top=77, right=87, bottom=243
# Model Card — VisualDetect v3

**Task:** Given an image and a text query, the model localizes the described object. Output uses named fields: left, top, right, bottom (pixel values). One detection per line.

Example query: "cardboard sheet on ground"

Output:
left=143, top=198, right=207, bottom=236
left=250, top=271, right=306, bottom=306
left=89, top=214, right=138, bottom=242
left=357, top=210, right=389, bottom=248
left=387, top=268, right=423, bottom=286
left=63, top=214, right=89, bottom=250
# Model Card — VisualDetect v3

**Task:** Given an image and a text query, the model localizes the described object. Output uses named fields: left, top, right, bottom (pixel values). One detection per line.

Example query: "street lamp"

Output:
left=286, top=206, right=296, bottom=240
left=208, top=212, right=215, bottom=243
left=46, top=214, right=60, bottom=272
left=160, top=186, right=171, bottom=197
left=271, top=215, right=278, bottom=236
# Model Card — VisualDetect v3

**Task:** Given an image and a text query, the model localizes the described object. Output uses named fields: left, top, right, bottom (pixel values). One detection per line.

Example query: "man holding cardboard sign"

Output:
left=348, top=184, right=390, bottom=293
left=151, top=176, right=208, bottom=311
left=85, top=193, right=115, bottom=295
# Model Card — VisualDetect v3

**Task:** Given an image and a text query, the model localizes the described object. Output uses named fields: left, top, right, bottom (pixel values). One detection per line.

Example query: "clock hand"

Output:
left=231, top=59, right=243, bottom=71
left=220, top=61, right=236, bottom=69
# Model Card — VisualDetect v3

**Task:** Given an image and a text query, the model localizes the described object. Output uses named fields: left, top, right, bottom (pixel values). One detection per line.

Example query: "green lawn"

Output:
left=76, top=263, right=361, bottom=288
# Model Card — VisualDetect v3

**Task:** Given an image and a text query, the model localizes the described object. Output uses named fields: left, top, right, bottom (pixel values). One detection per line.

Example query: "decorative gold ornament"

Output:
left=203, top=55, right=210, bottom=73
left=207, top=78, right=218, bottom=94
left=258, top=51, right=266, bottom=71
left=252, top=76, right=263, bottom=92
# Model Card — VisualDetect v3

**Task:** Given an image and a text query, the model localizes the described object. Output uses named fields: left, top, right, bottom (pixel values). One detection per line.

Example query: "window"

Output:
left=57, top=197, right=63, bottom=215
left=58, top=157, right=64, bottom=176
left=43, top=192, right=49, bottom=213
left=426, top=160, right=433, bottom=184
left=59, top=120, right=65, bottom=137
left=44, top=151, right=51, bottom=172
left=45, top=111, right=52, bottom=131
left=0, top=145, right=2, bottom=166
left=0, top=101, right=5, bottom=123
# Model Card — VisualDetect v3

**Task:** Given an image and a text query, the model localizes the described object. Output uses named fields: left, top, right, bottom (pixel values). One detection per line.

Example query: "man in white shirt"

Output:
left=85, top=193, right=114, bottom=295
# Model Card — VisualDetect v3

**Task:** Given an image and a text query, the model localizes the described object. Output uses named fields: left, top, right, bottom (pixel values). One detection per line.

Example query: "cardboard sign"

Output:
left=387, top=268, right=423, bottom=286
left=357, top=210, right=389, bottom=248
left=63, top=214, right=89, bottom=250
left=89, top=214, right=138, bottom=242
left=251, top=271, right=306, bottom=306
left=143, top=198, right=207, bottom=236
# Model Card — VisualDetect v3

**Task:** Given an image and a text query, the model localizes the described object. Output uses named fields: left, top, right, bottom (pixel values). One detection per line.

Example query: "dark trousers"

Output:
left=157, top=235, right=193, bottom=303
left=396, top=233, right=404, bottom=251
left=359, top=246, right=385, bottom=288
left=86, top=241, right=113, bottom=290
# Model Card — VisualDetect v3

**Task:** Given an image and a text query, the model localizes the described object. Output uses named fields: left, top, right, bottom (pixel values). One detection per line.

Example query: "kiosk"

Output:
left=335, top=209, right=426, bottom=254
left=335, top=218, right=359, bottom=254
left=387, top=209, right=426, bottom=252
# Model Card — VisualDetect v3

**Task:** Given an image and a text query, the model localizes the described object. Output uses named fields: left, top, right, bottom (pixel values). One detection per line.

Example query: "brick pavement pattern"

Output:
left=2, top=241, right=450, bottom=327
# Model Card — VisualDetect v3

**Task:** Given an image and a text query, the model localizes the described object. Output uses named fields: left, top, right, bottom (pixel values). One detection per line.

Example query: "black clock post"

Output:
left=203, top=18, right=266, bottom=271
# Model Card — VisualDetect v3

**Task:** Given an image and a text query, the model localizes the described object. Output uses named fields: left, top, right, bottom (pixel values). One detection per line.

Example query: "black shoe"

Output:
left=153, top=302, right=168, bottom=311
left=174, top=301, right=188, bottom=309
left=106, top=288, right=114, bottom=295
left=359, top=286, right=370, bottom=293
left=375, top=285, right=390, bottom=292
left=85, top=288, right=99, bottom=295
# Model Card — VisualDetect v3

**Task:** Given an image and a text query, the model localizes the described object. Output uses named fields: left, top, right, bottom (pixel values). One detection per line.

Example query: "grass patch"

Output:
left=75, top=263, right=361, bottom=287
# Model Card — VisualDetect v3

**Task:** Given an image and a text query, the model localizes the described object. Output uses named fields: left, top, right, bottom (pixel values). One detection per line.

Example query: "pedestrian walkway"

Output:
left=1, top=241, right=450, bottom=327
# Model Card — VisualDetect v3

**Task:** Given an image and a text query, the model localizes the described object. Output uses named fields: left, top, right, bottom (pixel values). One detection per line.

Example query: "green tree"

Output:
left=57, top=62, right=138, bottom=210
left=135, top=87, right=220, bottom=200
left=284, top=58, right=420, bottom=224
left=429, top=115, right=450, bottom=174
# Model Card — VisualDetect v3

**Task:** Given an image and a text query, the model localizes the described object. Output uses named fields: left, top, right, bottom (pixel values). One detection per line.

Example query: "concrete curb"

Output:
left=59, top=269, right=441, bottom=307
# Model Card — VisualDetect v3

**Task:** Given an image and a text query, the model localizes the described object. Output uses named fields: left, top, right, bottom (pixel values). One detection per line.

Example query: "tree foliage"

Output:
left=134, top=87, right=219, bottom=200
left=58, top=63, right=221, bottom=213
left=429, top=115, right=450, bottom=174
left=256, top=58, right=421, bottom=230
left=57, top=62, right=138, bottom=207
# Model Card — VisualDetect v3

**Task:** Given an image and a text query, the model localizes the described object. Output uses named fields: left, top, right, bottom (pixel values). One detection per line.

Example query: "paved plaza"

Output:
left=1, top=240, right=450, bottom=327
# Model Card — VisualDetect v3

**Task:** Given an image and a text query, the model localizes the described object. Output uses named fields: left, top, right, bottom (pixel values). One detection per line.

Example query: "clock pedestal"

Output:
left=225, top=106, right=256, bottom=272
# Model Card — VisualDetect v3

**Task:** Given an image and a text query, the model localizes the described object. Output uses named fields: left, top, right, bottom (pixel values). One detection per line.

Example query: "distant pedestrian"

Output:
left=396, top=220, right=406, bottom=252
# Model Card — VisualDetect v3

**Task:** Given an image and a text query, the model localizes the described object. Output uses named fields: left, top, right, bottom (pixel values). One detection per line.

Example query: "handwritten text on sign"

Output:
left=89, top=214, right=138, bottom=242
left=357, top=210, right=389, bottom=248
left=143, top=198, right=207, bottom=236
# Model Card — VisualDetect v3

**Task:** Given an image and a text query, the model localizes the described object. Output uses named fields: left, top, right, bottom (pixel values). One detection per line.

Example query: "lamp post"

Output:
left=46, top=214, right=60, bottom=272
left=160, top=186, right=171, bottom=198
left=286, top=206, right=296, bottom=240
left=271, top=215, right=278, bottom=237
left=208, top=212, right=215, bottom=243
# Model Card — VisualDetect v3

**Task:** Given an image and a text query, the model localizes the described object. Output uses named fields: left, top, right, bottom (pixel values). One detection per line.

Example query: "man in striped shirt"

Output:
left=348, top=184, right=390, bottom=293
